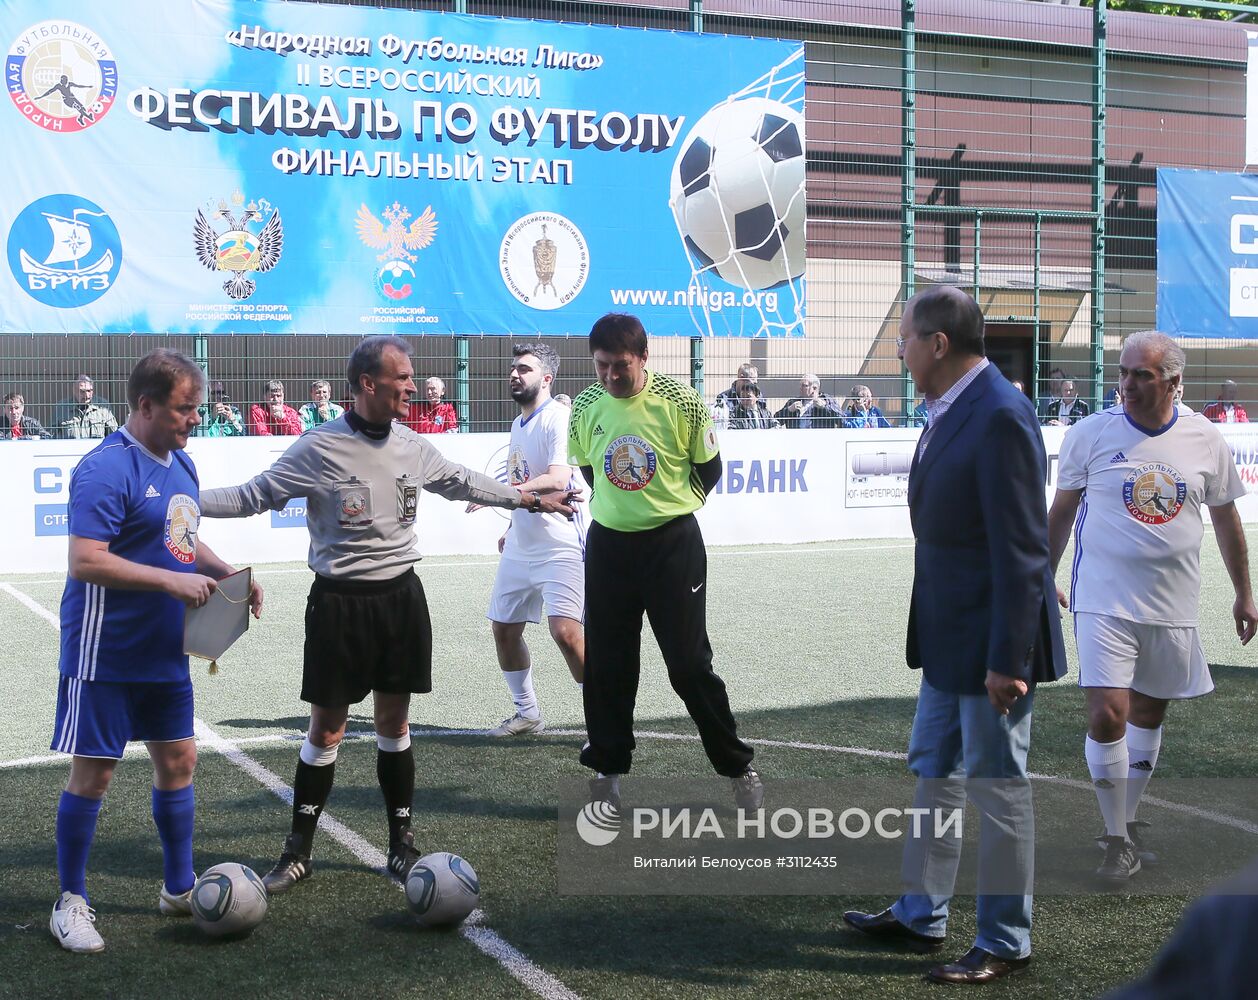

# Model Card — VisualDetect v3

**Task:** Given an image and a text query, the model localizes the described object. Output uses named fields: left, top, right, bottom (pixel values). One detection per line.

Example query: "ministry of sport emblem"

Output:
left=6, top=193, right=122, bottom=307
left=164, top=493, right=199, bottom=564
left=1123, top=463, right=1187, bottom=525
left=604, top=435, right=657, bottom=491
left=500, top=212, right=589, bottom=311
left=193, top=192, right=283, bottom=300
left=6, top=21, right=118, bottom=133
left=356, top=202, right=437, bottom=301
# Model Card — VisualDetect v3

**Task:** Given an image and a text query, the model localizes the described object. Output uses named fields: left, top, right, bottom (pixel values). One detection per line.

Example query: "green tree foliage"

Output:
left=1084, top=0, right=1255, bottom=20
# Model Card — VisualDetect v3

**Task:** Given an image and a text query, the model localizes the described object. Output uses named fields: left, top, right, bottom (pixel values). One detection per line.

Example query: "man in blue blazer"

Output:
left=843, top=285, right=1067, bottom=984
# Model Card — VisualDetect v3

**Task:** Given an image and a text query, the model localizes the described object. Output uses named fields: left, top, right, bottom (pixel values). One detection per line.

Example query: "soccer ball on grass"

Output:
left=190, top=862, right=268, bottom=938
left=404, top=852, right=480, bottom=928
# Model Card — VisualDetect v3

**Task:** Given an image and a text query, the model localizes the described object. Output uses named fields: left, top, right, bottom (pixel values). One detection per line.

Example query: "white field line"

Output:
left=5, top=582, right=583, bottom=1000
left=6, top=578, right=1257, bottom=842
left=3, top=544, right=918, bottom=586
left=8, top=723, right=1258, bottom=841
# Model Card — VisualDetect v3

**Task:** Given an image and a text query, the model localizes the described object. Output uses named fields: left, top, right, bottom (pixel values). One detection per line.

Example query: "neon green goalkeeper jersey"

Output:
left=568, top=370, right=720, bottom=532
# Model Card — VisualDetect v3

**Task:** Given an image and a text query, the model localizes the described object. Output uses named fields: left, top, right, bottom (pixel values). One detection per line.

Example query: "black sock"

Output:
left=291, top=759, right=336, bottom=856
left=377, top=747, right=415, bottom=848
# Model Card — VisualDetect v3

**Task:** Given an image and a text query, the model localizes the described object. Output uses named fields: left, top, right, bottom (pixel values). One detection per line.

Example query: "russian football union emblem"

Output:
left=355, top=202, right=438, bottom=301
left=193, top=192, right=284, bottom=300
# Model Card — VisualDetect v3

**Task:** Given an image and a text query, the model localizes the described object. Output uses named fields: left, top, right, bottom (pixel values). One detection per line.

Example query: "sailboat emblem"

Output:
left=7, top=194, right=121, bottom=307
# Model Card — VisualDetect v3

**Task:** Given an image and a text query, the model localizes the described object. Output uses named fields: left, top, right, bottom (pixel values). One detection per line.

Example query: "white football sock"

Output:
left=1085, top=735, right=1128, bottom=838
left=1125, top=723, right=1162, bottom=824
left=503, top=667, right=539, bottom=720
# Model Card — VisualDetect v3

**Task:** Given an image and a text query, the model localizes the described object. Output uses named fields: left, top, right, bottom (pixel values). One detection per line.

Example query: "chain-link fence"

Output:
left=3, top=0, right=1254, bottom=433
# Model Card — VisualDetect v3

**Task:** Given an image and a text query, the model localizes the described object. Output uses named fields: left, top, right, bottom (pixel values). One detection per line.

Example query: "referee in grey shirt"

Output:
left=201, top=335, right=577, bottom=893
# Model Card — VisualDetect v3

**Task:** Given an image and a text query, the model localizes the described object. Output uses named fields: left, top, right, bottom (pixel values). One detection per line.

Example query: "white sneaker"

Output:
left=158, top=882, right=194, bottom=916
left=490, top=712, right=544, bottom=737
left=50, top=891, right=104, bottom=953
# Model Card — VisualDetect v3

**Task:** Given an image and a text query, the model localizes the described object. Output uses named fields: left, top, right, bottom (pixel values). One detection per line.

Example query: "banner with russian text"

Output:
left=1, top=0, right=805, bottom=336
left=1157, top=168, right=1258, bottom=338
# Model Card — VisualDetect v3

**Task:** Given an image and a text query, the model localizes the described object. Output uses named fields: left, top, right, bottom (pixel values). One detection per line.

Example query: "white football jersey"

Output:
left=1059, top=408, right=1244, bottom=625
left=503, top=399, right=585, bottom=560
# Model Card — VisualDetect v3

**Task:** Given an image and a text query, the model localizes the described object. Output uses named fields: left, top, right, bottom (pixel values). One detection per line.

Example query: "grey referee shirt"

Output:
left=201, top=415, right=520, bottom=581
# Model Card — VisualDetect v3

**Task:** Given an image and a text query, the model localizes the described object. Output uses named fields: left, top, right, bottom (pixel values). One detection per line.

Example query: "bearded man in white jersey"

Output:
left=1048, top=330, right=1257, bottom=883
left=484, top=343, right=586, bottom=735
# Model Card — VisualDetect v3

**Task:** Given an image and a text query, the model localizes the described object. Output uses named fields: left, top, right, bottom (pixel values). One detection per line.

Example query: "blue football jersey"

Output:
left=59, top=429, right=201, bottom=683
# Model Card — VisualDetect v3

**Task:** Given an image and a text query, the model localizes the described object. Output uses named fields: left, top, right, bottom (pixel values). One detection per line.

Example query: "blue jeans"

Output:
left=890, top=677, right=1036, bottom=959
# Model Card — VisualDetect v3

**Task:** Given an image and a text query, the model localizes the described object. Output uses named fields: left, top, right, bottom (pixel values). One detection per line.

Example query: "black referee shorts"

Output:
left=301, top=569, right=433, bottom=708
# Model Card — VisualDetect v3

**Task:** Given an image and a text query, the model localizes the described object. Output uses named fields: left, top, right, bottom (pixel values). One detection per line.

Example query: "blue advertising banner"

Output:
left=1157, top=168, right=1258, bottom=339
left=1, top=0, right=805, bottom=336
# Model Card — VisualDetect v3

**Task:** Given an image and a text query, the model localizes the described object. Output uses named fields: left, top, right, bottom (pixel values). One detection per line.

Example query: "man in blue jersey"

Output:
left=50, top=349, right=262, bottom=954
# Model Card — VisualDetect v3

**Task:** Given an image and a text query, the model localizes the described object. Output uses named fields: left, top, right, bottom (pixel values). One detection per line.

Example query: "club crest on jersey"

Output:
left=604, top=435, right=657, bottom=491
left=1123, top=463, right=1186, bottom=525
left=507, top=448, right=530, bottom=486
left=163, top=493, right=199, bottom=563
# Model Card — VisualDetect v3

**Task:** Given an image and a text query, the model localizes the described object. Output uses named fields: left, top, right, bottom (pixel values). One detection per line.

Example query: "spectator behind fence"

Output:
left=248, top=380, right=302, bottom=436
left=1174, top=382, right=1194, bottom=414
left=554, top=393, right=573, bottom=407
left=727, top=382, right=777, bottom=429
left=203, top=381, right=244, bottom=438
left=57, top=374, right=118, bottom=439
left=1038, top=366, right=1068, bottom=420
left=406, top=376, right=459, bottom=433
left=299, top=379, right=345, bottom=432
left=1042, top=379, right=1091, bottom=426
left=3, top=392, right=49, bottom=440
left=844, top=385, right=891, bottom=428
left=775, top=374, right=844, bottom=428
left=712, top=363, right=758, bottom=428
left=1202, top=379, right=1249, bottom=424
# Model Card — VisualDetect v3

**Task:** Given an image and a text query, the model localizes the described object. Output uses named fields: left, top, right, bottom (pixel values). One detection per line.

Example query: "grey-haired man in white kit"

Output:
left=200, top=335, right=578, bottom=893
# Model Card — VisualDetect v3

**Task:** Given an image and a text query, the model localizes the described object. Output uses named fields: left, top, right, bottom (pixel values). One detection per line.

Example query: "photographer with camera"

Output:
left=774, top=373, right=844, bottom=429
left=204, top=382, right=244, bottom=437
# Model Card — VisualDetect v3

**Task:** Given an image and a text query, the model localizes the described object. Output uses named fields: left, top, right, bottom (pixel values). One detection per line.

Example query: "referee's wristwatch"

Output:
left=521, top=490, right=542, bottom=513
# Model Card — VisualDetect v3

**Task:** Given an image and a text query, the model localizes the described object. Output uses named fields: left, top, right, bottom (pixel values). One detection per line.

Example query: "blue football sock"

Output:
left=152, top=784, right=196, bottom=894
left=56, top=791, right=103, bottom=901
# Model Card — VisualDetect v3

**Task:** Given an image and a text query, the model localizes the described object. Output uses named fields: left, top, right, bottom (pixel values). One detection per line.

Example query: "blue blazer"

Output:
left=906, top=364, right=1067, bottom=695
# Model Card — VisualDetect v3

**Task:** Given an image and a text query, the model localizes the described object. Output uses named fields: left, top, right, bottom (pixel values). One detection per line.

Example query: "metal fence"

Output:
left=3, top=0, right=1255, bottom=433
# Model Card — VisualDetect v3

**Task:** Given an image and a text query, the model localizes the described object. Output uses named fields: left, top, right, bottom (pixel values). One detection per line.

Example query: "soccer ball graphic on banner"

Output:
left=669, top=97, right=805, bottom=291
left=404, top=852, right=480, bottom=928
left=190, top=863, right=269, bottom=938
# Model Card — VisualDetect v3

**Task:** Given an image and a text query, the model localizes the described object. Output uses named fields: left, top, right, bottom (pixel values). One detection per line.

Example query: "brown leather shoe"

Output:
left=927, top=946, right=1031, bottom=984
left=842, top=908, right=945, bottom=953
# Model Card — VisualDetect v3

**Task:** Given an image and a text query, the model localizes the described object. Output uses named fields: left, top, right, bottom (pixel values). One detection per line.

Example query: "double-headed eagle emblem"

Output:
left=193, top=193, right=284, bottom=300
left=355, top=202, right=438, bottom=263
